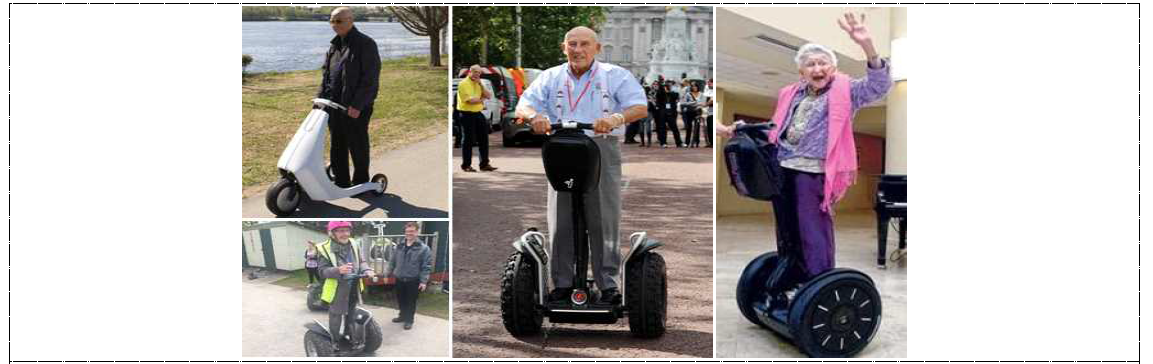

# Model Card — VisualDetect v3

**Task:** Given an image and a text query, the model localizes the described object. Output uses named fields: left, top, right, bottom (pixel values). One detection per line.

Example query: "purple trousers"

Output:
left=771, top=168, right=836, bottom=279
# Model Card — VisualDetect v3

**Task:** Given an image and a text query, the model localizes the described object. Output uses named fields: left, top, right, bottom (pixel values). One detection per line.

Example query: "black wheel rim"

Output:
left=803, top=279, right=880, bottom=356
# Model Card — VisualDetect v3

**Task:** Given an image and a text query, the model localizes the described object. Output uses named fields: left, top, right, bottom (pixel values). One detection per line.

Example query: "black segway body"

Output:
left=736, top=252, right=882, bottom=357
left=499, top=122, right=666, bottom=338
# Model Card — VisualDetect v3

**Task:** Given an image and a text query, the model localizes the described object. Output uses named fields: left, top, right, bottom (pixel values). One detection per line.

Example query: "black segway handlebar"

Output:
left=340, top=267, right=375, bottom=281
left=732, top=120, right=775, bottom=132
left=549, top=121, right=596, bottom=132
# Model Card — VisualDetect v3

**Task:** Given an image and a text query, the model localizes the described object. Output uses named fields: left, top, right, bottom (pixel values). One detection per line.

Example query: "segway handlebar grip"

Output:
left=311, top=98, right=347, bottom=111
left=549, top=121, right=595, bottom=132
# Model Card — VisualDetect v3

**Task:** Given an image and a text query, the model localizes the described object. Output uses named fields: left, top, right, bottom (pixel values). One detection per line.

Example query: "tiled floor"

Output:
left=715, top=212, right=908, bottom=358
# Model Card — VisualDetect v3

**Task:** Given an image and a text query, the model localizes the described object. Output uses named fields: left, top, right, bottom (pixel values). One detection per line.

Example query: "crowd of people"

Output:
left=625, top=76, right=714, bottom=148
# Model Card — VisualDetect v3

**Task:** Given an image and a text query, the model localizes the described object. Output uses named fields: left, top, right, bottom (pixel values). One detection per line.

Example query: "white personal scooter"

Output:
left=265, top=98, right=388, bottom=217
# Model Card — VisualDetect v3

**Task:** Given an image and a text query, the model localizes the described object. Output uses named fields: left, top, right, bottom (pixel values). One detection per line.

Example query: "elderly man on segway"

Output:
left=514, top=26, right=648, bottom=306
left=315, top=221, right=376, bottom=352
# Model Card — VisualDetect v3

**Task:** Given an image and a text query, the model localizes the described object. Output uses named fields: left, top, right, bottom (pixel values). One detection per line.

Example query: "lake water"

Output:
left=242, top=21, right=429, bottom=73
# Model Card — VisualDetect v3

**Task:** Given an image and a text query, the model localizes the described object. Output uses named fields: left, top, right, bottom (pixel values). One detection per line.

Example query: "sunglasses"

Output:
left=329, top=19, right=347, bottom=25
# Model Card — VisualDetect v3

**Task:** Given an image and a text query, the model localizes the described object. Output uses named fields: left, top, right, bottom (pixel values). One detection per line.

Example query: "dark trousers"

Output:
left=327, top=287, right=360, bottom=346
left=705, top=115, right=714, bottom=147
left=306, top=267, right=320, bottom=284
left=395, top=278, right=421, bottom=323
left=459, top=111, right=490, bottom=168
left=684, top=110, right=701, bottom=147
left=328, top=107, right=372, bottom=187
left=624, top=121, right=639, bottom=143
left=657, top=110, right=682, bottom=146
left=771, top=168, right=835, bottom=279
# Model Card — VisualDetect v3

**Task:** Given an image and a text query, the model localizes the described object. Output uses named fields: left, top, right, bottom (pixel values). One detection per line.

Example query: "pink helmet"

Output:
left=326, top=221, right=353, bottom=232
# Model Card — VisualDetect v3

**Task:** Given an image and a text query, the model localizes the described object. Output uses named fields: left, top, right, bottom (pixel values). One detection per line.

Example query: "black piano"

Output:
left=874, top=174, right=907, bottom=268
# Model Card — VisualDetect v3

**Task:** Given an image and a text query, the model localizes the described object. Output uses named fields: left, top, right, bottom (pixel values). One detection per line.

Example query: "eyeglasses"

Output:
left=329, top=19, right=347, bottom=25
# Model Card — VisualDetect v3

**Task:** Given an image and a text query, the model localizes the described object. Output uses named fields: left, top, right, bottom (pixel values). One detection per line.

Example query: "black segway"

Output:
left=303, top=268, right=383, bottom=357
left=727, top=122, right=882, bottom=358
left=500, top=121, right=667, bottom=338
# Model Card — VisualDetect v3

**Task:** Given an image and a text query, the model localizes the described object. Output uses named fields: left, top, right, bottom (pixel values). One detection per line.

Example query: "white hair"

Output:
left=794, top=43, right=837, bottom=68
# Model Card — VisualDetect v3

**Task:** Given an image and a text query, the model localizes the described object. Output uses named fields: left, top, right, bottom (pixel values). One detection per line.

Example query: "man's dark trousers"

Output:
left=395, top=277, right=421, bottom=323
left=328, top=107, right=373, bottom=187
left=460, top=111, right=490, bottom=168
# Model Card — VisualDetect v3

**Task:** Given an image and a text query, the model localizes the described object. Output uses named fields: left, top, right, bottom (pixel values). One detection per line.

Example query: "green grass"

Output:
left=242, top=56, right=448, bottom=195
left=272, top=269, right=450, bottom=319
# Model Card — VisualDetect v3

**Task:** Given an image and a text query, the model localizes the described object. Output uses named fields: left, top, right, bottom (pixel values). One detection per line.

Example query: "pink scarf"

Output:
left=768, top=73, right=858, bottom=213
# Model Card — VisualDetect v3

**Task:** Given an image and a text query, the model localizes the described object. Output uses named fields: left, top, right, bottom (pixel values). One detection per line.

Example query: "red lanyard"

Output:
left=565, top=65, right=598, bottom=113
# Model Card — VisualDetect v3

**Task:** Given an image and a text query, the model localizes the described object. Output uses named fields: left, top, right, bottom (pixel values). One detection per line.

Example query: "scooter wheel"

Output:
left=303, top=330, right=334, bottom=357
left=789, top=270, right=881, bottom=358
left=371, top=174, right=388, bottom=196
left=736, top=252, right=778, bottom=329
left=306, top=283, right=328, bottom=312
left=626, top=252, right=667, bottom=338
left=361, top=317, right=383, bottom=354
left=265, top=178, right=301, bottom=217
left=500, top=252, right=543, bottom=336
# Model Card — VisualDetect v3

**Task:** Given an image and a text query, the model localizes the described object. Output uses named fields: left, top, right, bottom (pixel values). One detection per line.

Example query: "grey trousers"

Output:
left=547, top=135, right=623, bottom=291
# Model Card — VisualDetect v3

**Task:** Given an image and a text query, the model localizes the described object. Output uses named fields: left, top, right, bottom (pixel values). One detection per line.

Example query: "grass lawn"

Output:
left=242, top=56, right=448, bottom=197
left=272, top=269, right=449, bottom=320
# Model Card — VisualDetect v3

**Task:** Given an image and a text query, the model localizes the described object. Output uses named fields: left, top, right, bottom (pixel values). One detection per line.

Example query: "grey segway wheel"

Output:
left=499, top=252, right=542, bottom=336
left=371, top=174, right=388, bottom=196
left=303, top=330, right=334, bottom=357
left=789, top=270, right=881, bottom=358
left=736, top=252, right=779, bottom=329
left=265, top=178, right=301, bottom=217
left=361, top=317, right=383, bottom=354
left=626, top=252, right=666, bottom=338
left=306, top=283, right=328, bottom=311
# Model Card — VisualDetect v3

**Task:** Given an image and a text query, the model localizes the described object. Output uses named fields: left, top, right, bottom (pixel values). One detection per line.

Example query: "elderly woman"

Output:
left=720, top=13, right=892, bottom=291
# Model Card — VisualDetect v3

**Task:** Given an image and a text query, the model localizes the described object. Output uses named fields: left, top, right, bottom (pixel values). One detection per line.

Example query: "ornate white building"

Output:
left=597, top=6, right=714, bottom=83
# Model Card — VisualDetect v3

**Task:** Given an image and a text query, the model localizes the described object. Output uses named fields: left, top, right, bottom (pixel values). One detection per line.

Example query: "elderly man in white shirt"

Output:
left=514, top=26, right=648, bottom=305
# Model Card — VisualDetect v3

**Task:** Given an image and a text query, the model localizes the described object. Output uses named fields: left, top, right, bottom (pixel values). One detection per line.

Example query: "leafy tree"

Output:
left=242, top=54, right=253, bottom=73
left=389, top=6, right=448, bottom=67
left=452, top=6, right=606, bottom=71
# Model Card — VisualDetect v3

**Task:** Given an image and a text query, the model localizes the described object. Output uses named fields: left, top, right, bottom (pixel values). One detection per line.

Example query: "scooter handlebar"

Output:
left=312, top=98, right=347, bottom=111
left=548, top=121, right=596, bottom=132
left=732, top=119, right=775, bottom=132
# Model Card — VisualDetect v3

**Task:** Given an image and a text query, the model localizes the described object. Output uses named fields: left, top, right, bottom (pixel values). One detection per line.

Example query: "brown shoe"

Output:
left=461, top=166, right=477, bottom=172
left=479, top=165, right=498, bottom=172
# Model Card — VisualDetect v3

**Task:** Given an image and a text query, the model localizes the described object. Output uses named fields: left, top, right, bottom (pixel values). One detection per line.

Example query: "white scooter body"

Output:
left=276, top=99, right=383, bottom=201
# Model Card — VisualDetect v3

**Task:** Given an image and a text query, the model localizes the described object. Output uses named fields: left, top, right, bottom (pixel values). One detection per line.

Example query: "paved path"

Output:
left=242, top=133, right=449, bottom=218
left=241, top=273, right=450, bottom=357
left=451, top=137, right=715, bottom=358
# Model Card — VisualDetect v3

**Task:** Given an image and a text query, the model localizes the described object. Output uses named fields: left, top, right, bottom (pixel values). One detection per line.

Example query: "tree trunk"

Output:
left=428, top=30, right=442, bottom=67
left=480, top=20, right=488, bottom=66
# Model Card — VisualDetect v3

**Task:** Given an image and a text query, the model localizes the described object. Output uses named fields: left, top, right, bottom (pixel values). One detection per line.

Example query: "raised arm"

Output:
left=839, top=12, right=892, bottom=108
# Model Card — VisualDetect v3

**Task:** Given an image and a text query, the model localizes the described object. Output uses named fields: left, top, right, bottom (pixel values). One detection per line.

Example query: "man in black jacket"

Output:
left=318, top=7, right=382, bottom=188
left=656, top=81, right=683, bottom=148
left=388, top=221, right=433, bottom=330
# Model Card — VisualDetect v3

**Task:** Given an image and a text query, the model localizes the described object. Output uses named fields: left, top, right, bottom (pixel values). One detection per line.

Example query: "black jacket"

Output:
left=317, top=27, right=382, bottom=111
left=657, top=89, right=679, bottom=114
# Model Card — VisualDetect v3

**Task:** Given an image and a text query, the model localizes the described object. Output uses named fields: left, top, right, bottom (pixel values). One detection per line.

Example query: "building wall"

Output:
left=600, top=6, right=714, bottom=81
left=275, top=225, right=327, bottom=271
left=242, top=229, right=264, bottom=267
